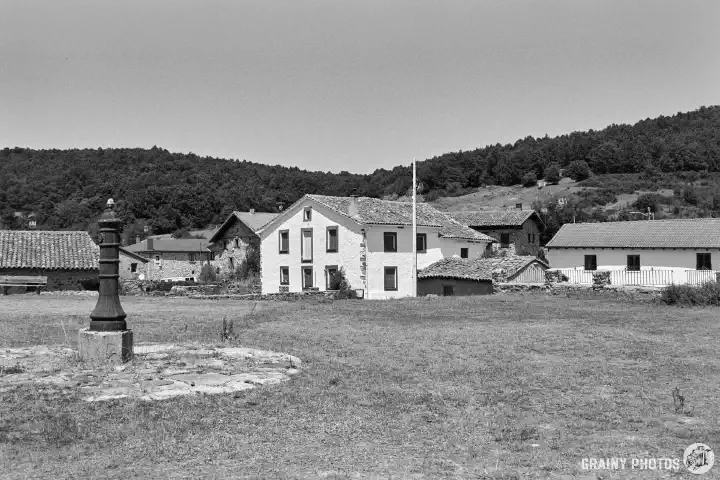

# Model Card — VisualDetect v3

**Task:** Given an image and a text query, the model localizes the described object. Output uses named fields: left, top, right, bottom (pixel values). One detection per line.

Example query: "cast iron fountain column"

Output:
left=89, top=198, right=127, bottom=331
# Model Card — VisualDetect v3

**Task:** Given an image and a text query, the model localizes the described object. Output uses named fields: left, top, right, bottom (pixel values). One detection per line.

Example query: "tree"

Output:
left=635, top=193, right=660, bottom=212
left=521, top=171, right=538, bottom=187
left=545, top=165, right=561, bottom=184
left=565, top=160, right=590, bottom=181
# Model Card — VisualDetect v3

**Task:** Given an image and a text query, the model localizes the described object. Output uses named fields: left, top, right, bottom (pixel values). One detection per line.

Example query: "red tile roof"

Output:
left=546, top=218, right=720, bottom=249
left=0, top=230, right=99, bottom=270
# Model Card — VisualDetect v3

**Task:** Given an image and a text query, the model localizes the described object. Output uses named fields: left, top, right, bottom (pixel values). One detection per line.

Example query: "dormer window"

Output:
left=303, top=207, right=312, bottom=221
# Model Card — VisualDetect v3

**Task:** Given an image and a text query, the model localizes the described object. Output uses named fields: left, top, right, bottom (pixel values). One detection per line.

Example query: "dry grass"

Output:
left=1, top=293, right=719, bottom=478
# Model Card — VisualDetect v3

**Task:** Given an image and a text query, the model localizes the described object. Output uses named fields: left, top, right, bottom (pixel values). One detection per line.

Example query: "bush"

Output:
left=521, top=171, right=538, bottom=187
left=328, top=267, right=356, bottom=299
left=198, top=263, right=218, bottom=283
left=660, top=282, right=720, bottom=306
left=80, top=278, right=99, bottom=291
left=545, top=165, right=561, bottom=184
left=235, top=243, right=260, bottom=280
left=565, top=160, right=591, bottom=181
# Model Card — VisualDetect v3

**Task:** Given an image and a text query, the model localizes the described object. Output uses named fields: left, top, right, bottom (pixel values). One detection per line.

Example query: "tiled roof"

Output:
left=305, top=195, right=493, bottom=242
left=0, top=230, right=99, bottom=270
left=208, top=211, right=278, bottom=243
left=447, top=210, right=542, bottom=228
left=546, top=219, right=720, bottom=249
left=232, top=212, right=279, bottom=232
left=125, top=238, right=210, bottom=253
left=119, top=247, right=149, bottom=263
left=418, top=255, right=547, bottom=281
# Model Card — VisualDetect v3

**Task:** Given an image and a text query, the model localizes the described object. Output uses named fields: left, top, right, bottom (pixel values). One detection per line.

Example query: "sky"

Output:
left=1, top=0, right=719, bottom=174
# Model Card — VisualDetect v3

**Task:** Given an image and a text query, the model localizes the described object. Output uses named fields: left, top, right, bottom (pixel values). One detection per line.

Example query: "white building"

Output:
left=546, top=218, right=720, bottom=284
left=257, top=194, right=494, bottom=299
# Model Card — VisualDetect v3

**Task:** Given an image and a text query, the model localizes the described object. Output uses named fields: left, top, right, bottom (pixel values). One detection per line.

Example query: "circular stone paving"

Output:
left=0, top=344, right=301, bottom=402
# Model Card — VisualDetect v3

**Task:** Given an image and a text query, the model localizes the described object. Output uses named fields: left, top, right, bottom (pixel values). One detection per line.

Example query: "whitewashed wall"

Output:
left=260, top=202, right=364, bottom=294
left=547, top=247, right=719, bottom=272
left=365, top=225, right=489, bottom=299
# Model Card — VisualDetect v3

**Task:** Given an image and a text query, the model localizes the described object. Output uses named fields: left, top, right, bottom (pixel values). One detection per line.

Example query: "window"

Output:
left=188, top=253, right=196, bottom=262
left=280, top=266, right=289, bottom=285
left=326, top=226, right=338, bottom=252
left=154, top=255, right=160, bottom=263
left=325, top=265, right=338, bottom=289
left=208, top=252, right=215, bottom=261
left=234, top=238, right=240, bottom=248
left=584, top=255, right=597, bottom=271
left=303, top=207, right=312, bottom=221
left=279, top=230, right=289, bottom=254
left=130, top=263, right=137, bottom=273
left=627, top=255, right=640, bottom=271
left=442, top=285, right=454, bottom=296
left=416, top=233, right=427, bottom=253
left=302, top=267, right=313, bottom=289
left=697, top=253, right=712, bottom=270
left=528, top=233, right=536, bottom=243
left=500, top=233, right=510, bottom=248
left=384, top=266, right=398, bottom=291
left=301, top=228, right=313, bottom=262
left=229, top=257, right=234, bottom=271
left=460, top=248, right=469, bottom=259
left=383, top=232, right=397, bottom=252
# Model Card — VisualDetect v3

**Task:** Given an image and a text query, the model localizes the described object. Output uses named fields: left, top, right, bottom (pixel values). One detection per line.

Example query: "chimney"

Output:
left=135, top=235, right=141, bottom=245
left=348, top=195, right=360, bottom=219
left=146, top=238, right=154, bottom=251
left=249, top=208, right=255, bottom=215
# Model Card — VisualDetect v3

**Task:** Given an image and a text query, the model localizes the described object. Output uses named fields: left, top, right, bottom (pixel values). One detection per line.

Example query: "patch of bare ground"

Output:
left=1, top=293, right=719, bottom=478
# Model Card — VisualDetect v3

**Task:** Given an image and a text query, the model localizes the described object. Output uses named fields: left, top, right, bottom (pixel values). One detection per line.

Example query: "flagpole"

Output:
left=412, top=157, right=417, bottom=297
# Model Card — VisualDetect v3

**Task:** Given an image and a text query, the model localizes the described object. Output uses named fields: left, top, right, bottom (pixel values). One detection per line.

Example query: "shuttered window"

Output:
left=460, top=248, right=469, bottom=259
left=279, top=230, right=289, bottom=254
left=417, top=233, right=427, bottom=253
left=627, top=255, right=640, bottom=271
left=280, top=266, right=289, bottom=285
left=302, top=267, right=313, bottom=289
left=383, top=232, right=397, bottom=252
left=326, top=227, right=338, bottom=252
left=697, top=253, right=712, bottom=270
left=584, top=255, right=597, bottom=271
left=384, top=266, right=397, bottom=291
left=301, top=229, right=313, bottom=262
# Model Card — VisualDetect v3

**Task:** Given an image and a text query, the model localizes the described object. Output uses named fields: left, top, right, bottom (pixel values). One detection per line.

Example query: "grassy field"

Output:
left=1, top=293, right=719, bottom=479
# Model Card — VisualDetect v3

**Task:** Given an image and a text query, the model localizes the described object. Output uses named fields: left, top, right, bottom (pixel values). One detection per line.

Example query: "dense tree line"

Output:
left=1, top=105, right=719, bottom=238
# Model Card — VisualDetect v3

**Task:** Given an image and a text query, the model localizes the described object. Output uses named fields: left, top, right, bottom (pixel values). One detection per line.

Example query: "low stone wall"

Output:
left=544, top=270, right=569, bottom=284
left=188, top=290, right=342, bottom=301
left=494, top=281, right=662, bottom=299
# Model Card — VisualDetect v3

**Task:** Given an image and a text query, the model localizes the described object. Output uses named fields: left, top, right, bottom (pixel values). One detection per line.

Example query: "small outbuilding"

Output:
left=0, top=230, right=100, bottom=291
left=417, top=255, right=548, bottom=296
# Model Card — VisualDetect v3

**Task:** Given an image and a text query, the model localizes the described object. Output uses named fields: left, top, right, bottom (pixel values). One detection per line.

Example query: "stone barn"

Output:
left=0, top=230, right=100, bottom=291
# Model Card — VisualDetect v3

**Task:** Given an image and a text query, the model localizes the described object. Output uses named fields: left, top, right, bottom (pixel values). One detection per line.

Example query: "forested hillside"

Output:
left=1, top=105, right=719, bottom=238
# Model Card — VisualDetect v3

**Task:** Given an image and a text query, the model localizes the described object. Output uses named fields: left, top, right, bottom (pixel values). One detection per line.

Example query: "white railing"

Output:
left=685, top=270, right=718, bottom=285
left=610, top=270, right=674, bottom=286
left=553, top=268, right=720, bottom=286
left=554, top=269, right=594, bottom=284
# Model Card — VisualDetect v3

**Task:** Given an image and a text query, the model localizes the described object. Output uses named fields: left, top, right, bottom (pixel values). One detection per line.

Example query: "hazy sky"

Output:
left=1, top=0, right=719, bottom=174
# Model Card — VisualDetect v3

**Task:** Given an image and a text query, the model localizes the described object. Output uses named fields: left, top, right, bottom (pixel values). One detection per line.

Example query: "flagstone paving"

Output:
left=0, top=343, right=301, bottom=402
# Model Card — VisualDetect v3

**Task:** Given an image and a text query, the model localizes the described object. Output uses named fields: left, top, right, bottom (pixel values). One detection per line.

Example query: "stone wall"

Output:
left=0, top=268, right=98, bottom=292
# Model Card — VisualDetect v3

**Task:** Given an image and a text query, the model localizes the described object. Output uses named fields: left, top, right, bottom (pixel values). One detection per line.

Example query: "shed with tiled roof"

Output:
left=0, top=230, right=100, bottom=291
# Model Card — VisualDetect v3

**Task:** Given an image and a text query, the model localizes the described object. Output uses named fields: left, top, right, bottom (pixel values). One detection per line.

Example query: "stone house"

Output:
left=207, top=210, right=278, bottom=276
left=118, top=247, right=149, bottom=281
left=447, top=209, right=544, bottom=256
left=257, top=195, right=493, bottom=299
left=546, top=218, right=720, bottom=283
left=124, top=238, right=215, bottom=281
left=0, top=230, right=99, bottom=290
